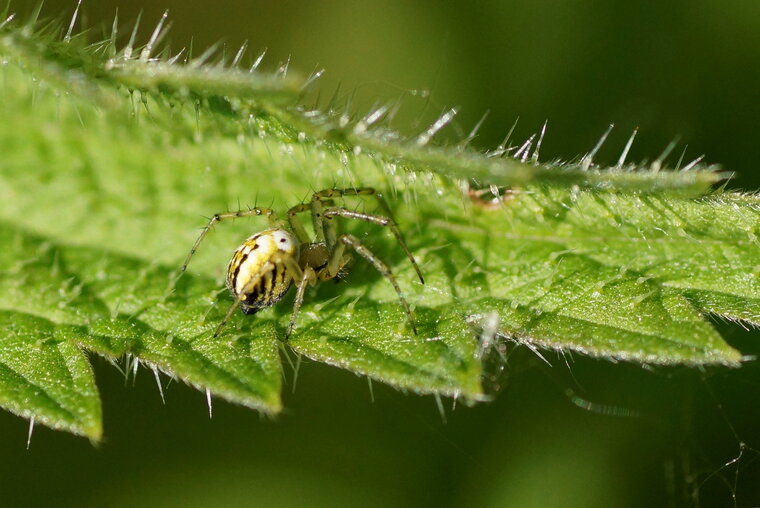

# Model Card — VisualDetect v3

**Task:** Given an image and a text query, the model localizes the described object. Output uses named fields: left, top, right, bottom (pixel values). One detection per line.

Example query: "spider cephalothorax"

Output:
left=180, top=187, right=424, bottom=338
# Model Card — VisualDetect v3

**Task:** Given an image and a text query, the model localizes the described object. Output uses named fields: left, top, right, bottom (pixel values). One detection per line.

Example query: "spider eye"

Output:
left=280, top=238, right=287, bottom=243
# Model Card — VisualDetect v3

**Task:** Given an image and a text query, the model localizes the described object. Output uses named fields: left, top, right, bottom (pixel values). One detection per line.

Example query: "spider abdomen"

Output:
left=226, top=228, right=299, bottom=314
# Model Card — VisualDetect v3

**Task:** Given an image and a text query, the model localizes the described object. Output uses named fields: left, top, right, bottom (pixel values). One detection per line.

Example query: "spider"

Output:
left=180, top=187, right=424, bottom=339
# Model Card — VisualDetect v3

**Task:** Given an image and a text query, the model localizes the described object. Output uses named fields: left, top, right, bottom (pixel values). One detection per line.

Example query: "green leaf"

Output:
left=106, top=60, right=304, bottom=103
left=0, top=224, right=284, bottom=416
left=0, top=15, right=757, bottom=438
left=0, top=312, right=101, bottom=440
left=260, top=105, right=725, bottom=196
left=417, top=188, right=754, bottom=365
left=289, top=305, right=483, bottom=399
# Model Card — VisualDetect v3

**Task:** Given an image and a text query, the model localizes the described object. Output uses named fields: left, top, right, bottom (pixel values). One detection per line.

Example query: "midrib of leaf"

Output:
left=259, top=103, right=725, bottom=195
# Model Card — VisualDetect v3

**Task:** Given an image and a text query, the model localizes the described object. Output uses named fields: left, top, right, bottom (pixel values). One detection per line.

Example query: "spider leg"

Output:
left=313, top=188, right=391, bottom=222
left=286, top=203, right=311, bottom=243
left=285, top=264, right=317, bottom=339
left=287, top=198, right=337, bottom=245
left=311, top=187, right=423, bottom=283
left=313, top=188, right=376, bottom=249
left=323, top=207, right=424, bottom=284
left=334, top=233, right=418, bottom=334
left=181, top=207, right=280, bottom=274
left=313, top=187, right=377, bottom=200
left=213, top=262, right=272, bottom=338
left=307, top=192, right=330, bottom=248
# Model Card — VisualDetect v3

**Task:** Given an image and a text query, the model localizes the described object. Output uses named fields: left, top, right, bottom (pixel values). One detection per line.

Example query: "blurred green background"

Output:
left=3, top=1, right=760, bottom=506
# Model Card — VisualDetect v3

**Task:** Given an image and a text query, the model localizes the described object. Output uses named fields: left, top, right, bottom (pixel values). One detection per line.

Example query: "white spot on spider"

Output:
left=270, top=229, right=297, bottom=252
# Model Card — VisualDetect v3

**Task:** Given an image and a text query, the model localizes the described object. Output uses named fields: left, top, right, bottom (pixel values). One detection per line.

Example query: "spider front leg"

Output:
left=330, top=233, right=418, bottom=334
left=287, top=197, right=337, bottom=243
left=180, top=207, right=281, bottom=274
left=311, top=187, right=377, bottom=250
left=286, top=203, right=311, bottom=244
left=322, top=207, right=424, bottom=284
left=312, top=187, right=414, bottom=255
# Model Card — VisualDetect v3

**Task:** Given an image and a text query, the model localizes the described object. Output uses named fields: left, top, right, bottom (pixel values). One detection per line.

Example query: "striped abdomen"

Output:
left=226, top=228, right=299, bottom=314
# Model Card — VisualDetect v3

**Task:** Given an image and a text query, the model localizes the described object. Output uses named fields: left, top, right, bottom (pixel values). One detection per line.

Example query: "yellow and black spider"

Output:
left=180, top=187, right=424, bottom=338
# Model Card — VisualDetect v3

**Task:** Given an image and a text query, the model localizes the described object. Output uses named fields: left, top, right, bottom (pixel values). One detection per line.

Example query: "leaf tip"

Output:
left=84, top=422, right=104, bottom=444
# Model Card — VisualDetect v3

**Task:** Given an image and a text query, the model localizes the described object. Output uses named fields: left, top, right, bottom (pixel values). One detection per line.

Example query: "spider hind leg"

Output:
left=333, top=233, right=418, bottom=334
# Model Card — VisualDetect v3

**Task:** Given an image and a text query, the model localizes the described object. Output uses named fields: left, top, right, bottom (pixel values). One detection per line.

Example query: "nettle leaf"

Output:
left=289, top=305, right=482, bottom=398
left=418, top=189, right=756, bottom=365
left=0, top=312, right=101, bottom=440
left=0, top=16, right=757, bottom=438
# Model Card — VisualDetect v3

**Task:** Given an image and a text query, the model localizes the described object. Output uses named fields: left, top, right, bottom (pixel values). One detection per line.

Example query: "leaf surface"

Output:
left=0, top=17, right=757, bottom=438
